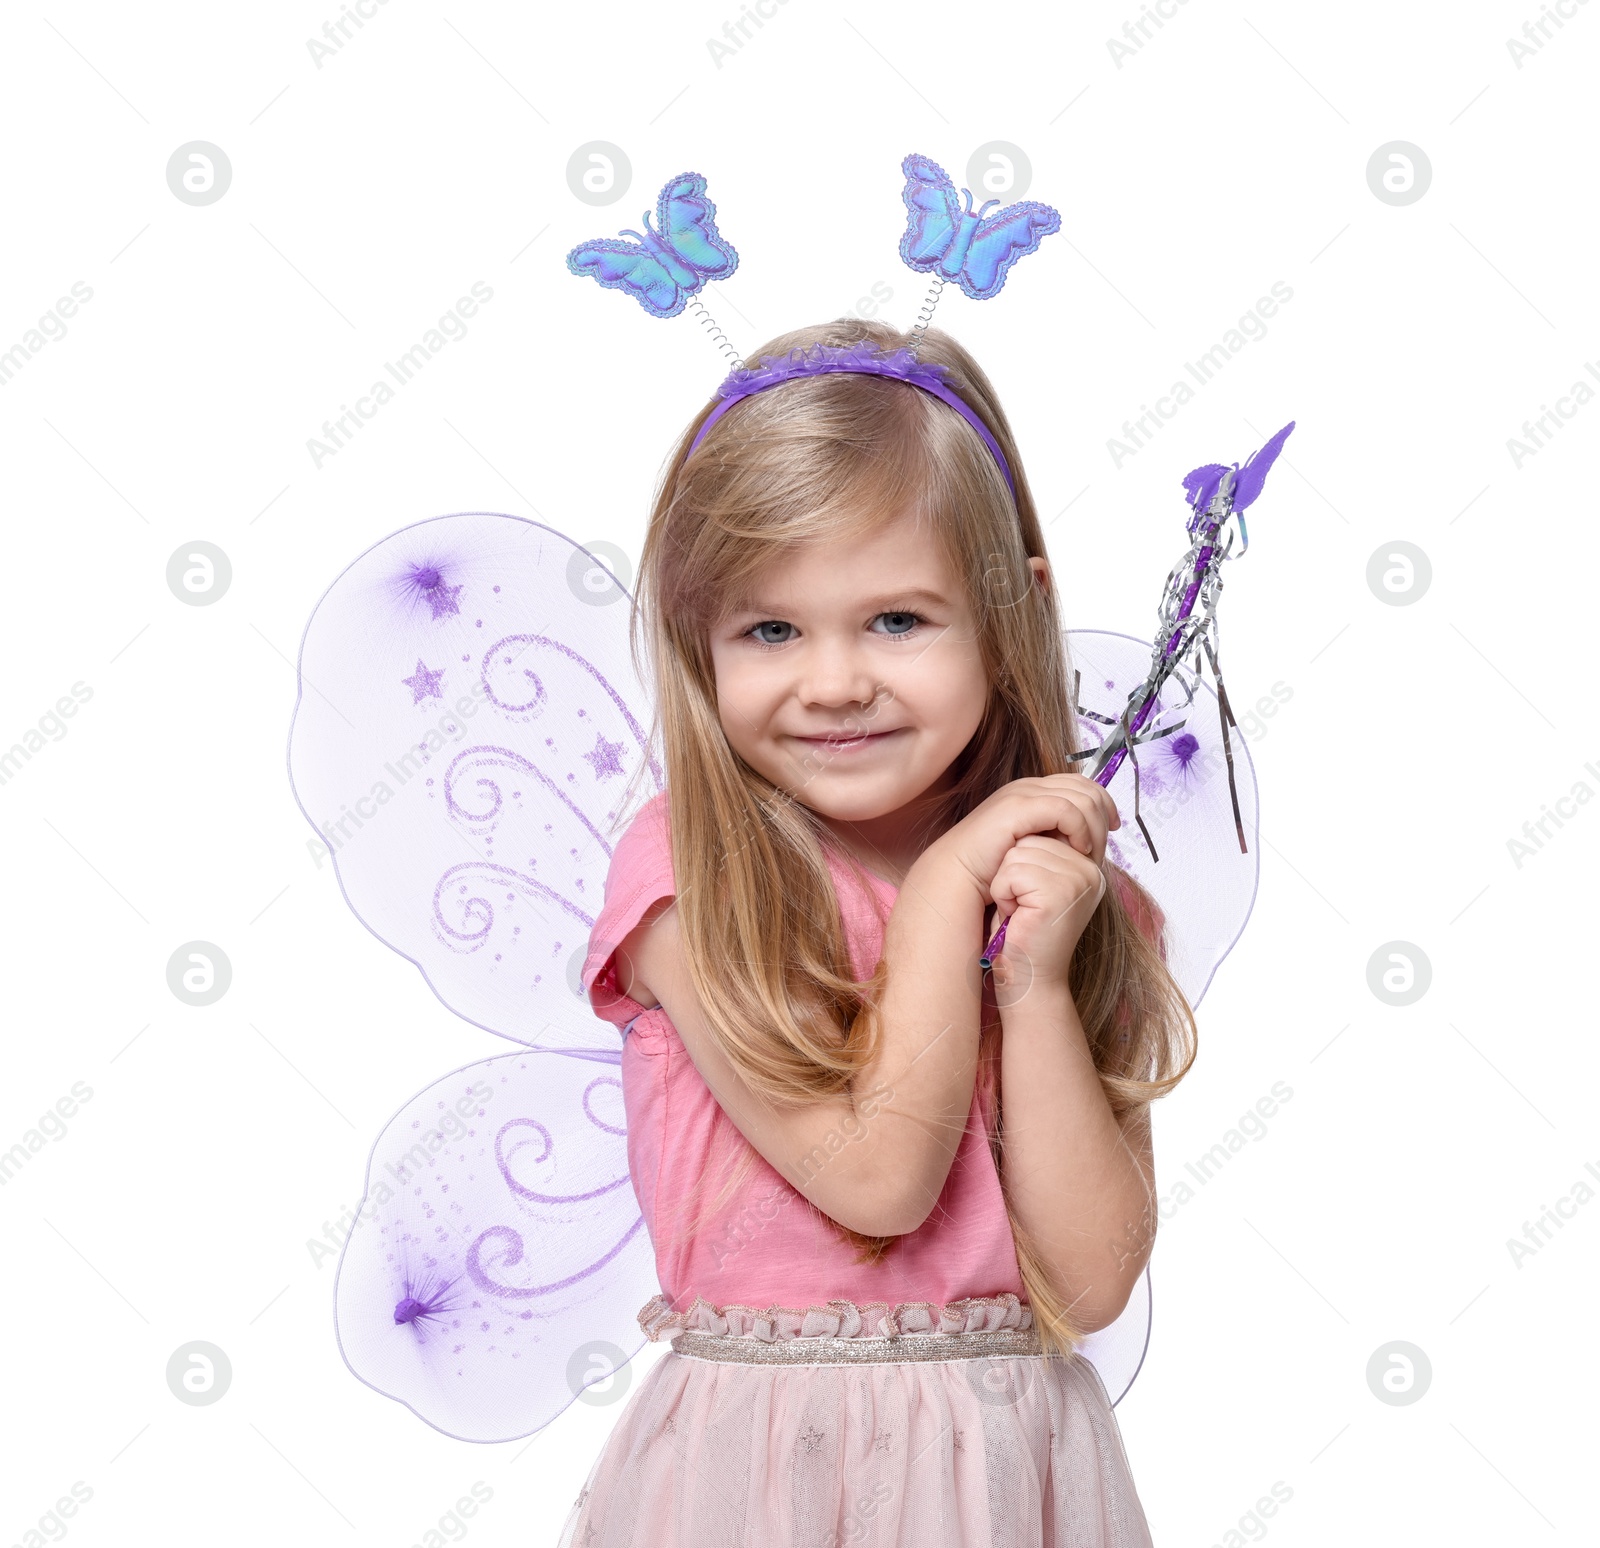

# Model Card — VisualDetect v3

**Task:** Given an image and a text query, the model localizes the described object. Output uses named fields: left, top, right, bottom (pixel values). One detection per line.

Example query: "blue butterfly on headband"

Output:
left=899, top=153, right=1061, bottom=301
left=566, top=171, right=739, bottom=318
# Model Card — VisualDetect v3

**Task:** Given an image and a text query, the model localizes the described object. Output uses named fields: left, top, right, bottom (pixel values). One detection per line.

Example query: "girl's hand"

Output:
left=987, top=833, right=1105, bottom=993
left=930, top=773, right=1119, bottom=891
left=920, top=773, right=1120, bottom=990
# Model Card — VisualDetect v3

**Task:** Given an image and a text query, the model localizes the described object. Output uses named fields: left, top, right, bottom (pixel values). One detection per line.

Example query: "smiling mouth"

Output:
left=791, top=729, right=903, bottom=752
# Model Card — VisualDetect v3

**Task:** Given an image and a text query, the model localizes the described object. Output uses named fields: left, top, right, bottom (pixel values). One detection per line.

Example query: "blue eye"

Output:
left=876, top=607, right=928, bottom=636
left=747, top=620, right=795, bottom=648
left=742, top=610, right=929, bottom=650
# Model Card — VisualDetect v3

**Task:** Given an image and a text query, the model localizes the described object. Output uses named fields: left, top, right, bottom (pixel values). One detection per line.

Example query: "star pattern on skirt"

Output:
left=662, top=1414, right=676, bottom=1434
left=576, top=1486, right=591, bottom=1507
left=953, top=1428, right=966, bottom=1452
left=580, top=1523, right=598, bottom=1546
left=798, top=1424, right=825, bottom=1452
left=873, top=1430, right=892, bottom=1453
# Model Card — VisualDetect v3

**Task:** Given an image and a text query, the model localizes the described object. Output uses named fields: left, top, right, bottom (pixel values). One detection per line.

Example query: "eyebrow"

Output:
left=727, top=586, right=953, bottom=616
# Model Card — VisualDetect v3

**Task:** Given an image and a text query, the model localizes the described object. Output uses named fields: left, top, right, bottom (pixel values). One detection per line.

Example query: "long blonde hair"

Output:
left=625, top=315, right=1197, bottom=1355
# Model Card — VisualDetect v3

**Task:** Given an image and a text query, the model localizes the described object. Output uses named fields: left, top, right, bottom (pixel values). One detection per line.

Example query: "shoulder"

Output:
left=606, top=788, right=673, bottom=894
left=582, top=790, right=675, bottom=1021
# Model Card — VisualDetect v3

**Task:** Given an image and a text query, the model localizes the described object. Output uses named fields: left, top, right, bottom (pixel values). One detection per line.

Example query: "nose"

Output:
left=795, top=634, right=882, bottom=712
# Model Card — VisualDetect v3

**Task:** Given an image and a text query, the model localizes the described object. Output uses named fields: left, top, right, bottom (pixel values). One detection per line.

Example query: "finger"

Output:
left=992, top=846, right=1084, bottom=894
left=1003, top=792, right=1093, bottom=853
left=1057, top=806, right=1102, bottom=860
left=1009, top=834, right=1087, bottom=863
left=988, top=864, right=1019, bottom=918
left=999, top=790, right=1109, bottom=862
left=1046, top=865, right=1108, bottom=923
left=1047, top=795, right=1108, bottom=861
left=1003, top=840, right=1105, bottom=886
left=997, top=841, right=1105, bottom=889
left=1047, top=776, right=1116, bottom=834
left=1041, top=772, right=1122, bottom=832
left=1071, top=774, right=1122, bottom=833
left=1005, top=867, right=1103, bottom=919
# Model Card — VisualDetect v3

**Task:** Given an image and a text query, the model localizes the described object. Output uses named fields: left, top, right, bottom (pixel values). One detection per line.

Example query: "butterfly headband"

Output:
left=566, top=153, right=1063, bottom=499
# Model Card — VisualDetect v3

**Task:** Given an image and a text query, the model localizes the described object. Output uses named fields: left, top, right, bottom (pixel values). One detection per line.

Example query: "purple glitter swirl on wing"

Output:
left=444, top=745, right=619, bottom=854
left=432, top=860, right=595, bottom=951
left=464, top=1217, right=647, bottom=1299
left=582, top=1075, right=627, bottom=1137
left=495, top=1109, right=631, bottom=1204
left=482, top=632, right=661, bottom=787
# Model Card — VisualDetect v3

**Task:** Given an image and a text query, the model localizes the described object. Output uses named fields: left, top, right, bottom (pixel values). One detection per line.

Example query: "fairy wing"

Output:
left=567, top=238, right=688, bottom=318
left=657, top=171, right=739, bottom=280
left=899, top=153, right=963, bottom=268
left=1066, top=629, right=1261, bottom=1007
left=1076, top=1269, right=1153, bottom=1409
left=289, top=512, right=660, bottom=1050
left=291, top=511, right=666, bottom=1439
left=1061, top=635, right=1260, bottom=1406
left=961, top=201, right=1062, bottom=300
left=333, top=1047, right=657, bottom=1442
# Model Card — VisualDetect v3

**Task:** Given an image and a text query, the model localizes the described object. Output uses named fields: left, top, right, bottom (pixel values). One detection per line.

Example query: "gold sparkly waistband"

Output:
left=671, top=1325, right=1045, bottom=1365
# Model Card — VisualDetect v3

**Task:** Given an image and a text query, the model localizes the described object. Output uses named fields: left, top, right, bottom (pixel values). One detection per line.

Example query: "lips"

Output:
left=792, top=729, right=901, bottom=750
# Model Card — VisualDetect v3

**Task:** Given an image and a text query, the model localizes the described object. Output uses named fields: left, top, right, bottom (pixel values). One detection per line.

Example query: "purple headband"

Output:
left=686, top=341, right=1017, bottom=498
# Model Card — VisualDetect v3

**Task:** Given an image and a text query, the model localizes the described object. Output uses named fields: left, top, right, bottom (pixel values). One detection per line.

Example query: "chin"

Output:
left=782, top=774, right=920, bottom=823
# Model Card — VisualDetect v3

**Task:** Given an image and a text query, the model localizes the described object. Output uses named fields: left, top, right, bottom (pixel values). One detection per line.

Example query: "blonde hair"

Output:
left=623, top=315, right=1197, bottom=1355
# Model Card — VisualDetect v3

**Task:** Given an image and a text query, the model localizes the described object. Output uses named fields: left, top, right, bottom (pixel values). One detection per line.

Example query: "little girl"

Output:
left=564, top=315, right=1196, bottom=1548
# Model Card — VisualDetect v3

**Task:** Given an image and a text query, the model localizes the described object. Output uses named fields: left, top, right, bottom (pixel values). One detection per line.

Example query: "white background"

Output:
left=2, top=1, right=1595, bottom=1544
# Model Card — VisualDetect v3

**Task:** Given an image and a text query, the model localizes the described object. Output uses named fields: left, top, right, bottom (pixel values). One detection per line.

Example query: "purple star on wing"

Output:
left=582, top=732, right=627, bottom=781
left=408, top=564, right=463, bottom=620
left=402, top=659, right=445, bottom=703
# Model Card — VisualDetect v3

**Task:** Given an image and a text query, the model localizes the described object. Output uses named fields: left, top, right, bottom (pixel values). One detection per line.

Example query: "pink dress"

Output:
left=560, top=791, right=1153, bottom=1548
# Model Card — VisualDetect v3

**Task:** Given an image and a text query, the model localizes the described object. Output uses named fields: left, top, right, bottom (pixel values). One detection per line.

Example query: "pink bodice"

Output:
left=580, top=792, right=1025, bottom=1331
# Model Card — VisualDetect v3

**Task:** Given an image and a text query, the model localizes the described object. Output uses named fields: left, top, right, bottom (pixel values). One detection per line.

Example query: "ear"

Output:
left=1027, top=555, right=1051, bottom=595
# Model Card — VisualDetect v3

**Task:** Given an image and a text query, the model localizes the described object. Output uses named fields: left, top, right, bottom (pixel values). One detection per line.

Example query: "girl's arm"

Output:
left=995, top=983, right=1156, bottom=1332
left=617, top=848, right=989, bottom=1238
left=619, top=774, right=1120, bottom=1241
left=971, top=780, right=1156, bottom=1331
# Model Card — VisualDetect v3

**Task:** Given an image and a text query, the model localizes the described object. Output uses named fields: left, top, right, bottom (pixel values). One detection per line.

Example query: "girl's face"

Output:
left=709, top=509, right=1027, bottom=830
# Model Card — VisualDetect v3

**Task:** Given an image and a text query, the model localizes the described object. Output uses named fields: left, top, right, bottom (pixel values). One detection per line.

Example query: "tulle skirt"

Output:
left=555, top=1325, right=1153, bottom=1548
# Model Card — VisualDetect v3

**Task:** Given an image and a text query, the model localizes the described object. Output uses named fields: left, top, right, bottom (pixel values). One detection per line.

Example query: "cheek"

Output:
left=902, top=644, right=988, bottom=741
left=709, top=653, right=766, bottom=752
